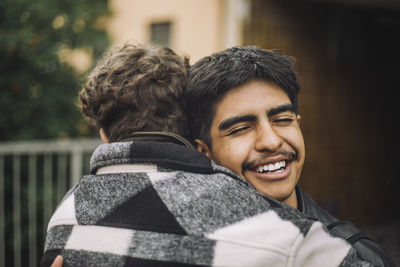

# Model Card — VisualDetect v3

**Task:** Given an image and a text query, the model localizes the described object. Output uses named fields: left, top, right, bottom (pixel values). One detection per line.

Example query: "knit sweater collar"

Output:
left=90, top=139, right=213, bottom=175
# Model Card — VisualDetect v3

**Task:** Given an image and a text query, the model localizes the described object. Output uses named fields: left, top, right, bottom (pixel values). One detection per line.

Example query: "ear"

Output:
left=194, top=139, right=211, bottom=158
left=296, top=114, right=302, bottom=126
left=100, top=128, right=110, bottom=144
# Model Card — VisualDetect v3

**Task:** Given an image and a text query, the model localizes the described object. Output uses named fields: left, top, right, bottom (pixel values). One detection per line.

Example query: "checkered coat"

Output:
left=42, top=140, right=372, bottom=266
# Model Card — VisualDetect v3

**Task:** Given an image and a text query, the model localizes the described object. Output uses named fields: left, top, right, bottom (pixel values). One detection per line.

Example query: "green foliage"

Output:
left=0, top=0, right=110, bottom=141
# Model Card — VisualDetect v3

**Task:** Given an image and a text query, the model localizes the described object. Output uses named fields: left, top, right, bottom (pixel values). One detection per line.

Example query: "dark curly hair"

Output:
left=79, top=42, right=190, bottom=142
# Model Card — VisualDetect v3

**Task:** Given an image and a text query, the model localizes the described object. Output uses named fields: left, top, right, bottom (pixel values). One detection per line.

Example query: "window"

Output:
left=150, top=22, right=172, bottom=47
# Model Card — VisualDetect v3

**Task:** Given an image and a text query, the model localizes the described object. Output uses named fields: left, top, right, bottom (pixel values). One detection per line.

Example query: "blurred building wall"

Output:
left=106, top=0, right=249, bottom=63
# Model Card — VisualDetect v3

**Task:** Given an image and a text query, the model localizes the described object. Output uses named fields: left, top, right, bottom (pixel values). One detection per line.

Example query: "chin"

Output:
left=263, top=188, right=294, bottom=203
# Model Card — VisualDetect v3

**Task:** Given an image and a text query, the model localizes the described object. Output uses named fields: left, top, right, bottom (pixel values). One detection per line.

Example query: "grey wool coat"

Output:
left=42, top=139, right=373, bottom=266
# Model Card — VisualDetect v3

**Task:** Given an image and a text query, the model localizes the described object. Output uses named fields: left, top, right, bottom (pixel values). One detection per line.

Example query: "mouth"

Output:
left=248, top=159, right=291, bottom=181
left=244, top=151, right=297, bottom=180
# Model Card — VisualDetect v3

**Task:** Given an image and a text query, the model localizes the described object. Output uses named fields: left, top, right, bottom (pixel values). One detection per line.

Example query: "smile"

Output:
left=255, top=160, right=286, bottom=173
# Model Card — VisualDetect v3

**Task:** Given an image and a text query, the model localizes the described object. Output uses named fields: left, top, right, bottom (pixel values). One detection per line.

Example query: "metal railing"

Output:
left=0, top=138, right=102, bottom=267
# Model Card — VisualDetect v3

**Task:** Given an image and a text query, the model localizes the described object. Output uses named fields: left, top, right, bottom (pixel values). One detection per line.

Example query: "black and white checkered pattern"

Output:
left=42, top=141, right=372, bottom=266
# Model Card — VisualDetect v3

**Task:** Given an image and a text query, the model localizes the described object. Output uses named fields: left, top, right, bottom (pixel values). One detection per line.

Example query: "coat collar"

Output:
left=121, top=131, right=195, bottom=149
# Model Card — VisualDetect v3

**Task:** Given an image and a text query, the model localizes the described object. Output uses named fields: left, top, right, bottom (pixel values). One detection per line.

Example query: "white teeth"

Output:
left=268, top=163, right=275, bottom=171
left=256, top=161, right=286, bottom=173
left=274, top=162, right=280, bottom=170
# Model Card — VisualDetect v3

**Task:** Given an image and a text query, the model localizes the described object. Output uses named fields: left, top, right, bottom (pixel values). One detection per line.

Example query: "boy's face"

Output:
left=195, top=80, right=305, bottom=208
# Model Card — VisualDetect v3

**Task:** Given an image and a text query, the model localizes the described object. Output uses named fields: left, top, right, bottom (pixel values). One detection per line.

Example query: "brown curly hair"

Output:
left=79, top=42, right=190, bottom=142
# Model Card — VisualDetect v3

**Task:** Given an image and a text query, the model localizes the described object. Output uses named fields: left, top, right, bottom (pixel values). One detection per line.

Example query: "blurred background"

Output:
left=1, top=0, right=399, bottom=266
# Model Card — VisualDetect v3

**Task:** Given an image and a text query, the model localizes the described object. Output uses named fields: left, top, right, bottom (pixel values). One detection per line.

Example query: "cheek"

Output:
left=213, top=141, right=250, bottom=171
left=279, top=127, right=304, bottom=152
left=295, top=129, right=305, bottom=156
left=225, top=139, right=250, bottom=157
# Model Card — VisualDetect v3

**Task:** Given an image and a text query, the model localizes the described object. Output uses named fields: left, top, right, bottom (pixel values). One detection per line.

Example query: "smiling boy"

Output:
left=185, top=46, right=395, bottom=266
left=198, top=80, right=304, bottom=208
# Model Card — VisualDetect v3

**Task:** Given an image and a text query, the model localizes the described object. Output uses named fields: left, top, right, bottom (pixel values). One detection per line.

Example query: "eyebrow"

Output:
left=218, top=103, right=296, bottom=131
left=267, top=104, right=297, bottom=117
left=218, top=114, right=257, bottom=131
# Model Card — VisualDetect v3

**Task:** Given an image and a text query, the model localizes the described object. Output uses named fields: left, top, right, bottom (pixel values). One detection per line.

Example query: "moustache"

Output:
left=242, top=150, right=298, bottom=170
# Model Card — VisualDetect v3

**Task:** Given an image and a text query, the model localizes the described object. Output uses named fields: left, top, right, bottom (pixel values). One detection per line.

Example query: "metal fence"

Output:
left=0, top=138, right=102, bottom=267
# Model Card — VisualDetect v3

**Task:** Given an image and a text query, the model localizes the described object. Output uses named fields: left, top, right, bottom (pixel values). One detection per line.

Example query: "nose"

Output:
left=254, top=121, right=283, bottom=152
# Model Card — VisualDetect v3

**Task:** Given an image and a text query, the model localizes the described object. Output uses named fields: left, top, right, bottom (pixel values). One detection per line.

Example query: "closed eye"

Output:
left=273, top=118, right=295, bottom=125
left=227, top=126, right=251, bottom=136
left=275, top=118, right=293, bottom=122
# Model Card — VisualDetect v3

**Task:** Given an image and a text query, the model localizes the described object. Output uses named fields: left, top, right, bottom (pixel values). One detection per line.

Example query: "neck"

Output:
left=283, top=190, right=298, bottom=209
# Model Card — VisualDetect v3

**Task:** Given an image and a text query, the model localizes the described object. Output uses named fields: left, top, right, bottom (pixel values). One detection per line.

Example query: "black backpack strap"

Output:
left=327, top=221, right=396, bottom=266
left=326, top=221, right=375, bottom=245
